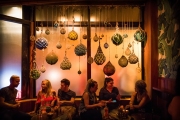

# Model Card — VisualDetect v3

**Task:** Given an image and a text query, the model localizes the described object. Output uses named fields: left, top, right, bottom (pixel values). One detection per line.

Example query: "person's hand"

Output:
left=97, top=101, right=105, bottom=107
left=107, top=98, right=112, bottom=103
left=58, top=101, right=64, bottom=106
left=12, top=103, right=20, bottom=108
left=116, top=94, right=121, bottom=100
left=130, top=104, right=134, bottom=110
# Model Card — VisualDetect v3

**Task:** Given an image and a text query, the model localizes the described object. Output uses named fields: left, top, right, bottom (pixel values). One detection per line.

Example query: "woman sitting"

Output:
left=31, top=79, right=57, bottom=120
left=126, top=80, right=151, bottom=114
left=99, top=77, right=121, bottom=120
left=79, top=79, right=105, bottom=120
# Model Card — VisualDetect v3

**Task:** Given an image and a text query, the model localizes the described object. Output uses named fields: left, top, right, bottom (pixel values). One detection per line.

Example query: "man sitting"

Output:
left=55, top=78, right=76, bottom=120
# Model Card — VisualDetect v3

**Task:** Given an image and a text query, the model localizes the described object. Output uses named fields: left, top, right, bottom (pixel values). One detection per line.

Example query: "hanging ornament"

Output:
left=74, top=43, right=87, bottom=56
left=125, top=47, right=131, bottom=56
left=30, top=61, right=41, bottom=80
left=93, top=33, right=99, bottom=42
left=115, top=54, right=118, bottom=58
left=78, top=70, right=82, bottom=74
left=134, top=7, right=147, bottom=42
left=94, top=40, right=106, bottom=65
left=45, top=29, right=50, bottom=35
left=35, top=37, right=48, bottom=50
left=54, top=21, right=59, bottom=28
left=101, top=34, right=104, bottom=38
left=87, top=56, right=94, bottom=64
left=128, top=53, right=138, bottom=64
left=60, top=51, right=72, bottom=70
left=83, top=34, right=87, bottom=39
left=60, top=27, right=66, bottom=34
left=46, top=50, right=58, bottom=65
left=128, top=43, right=132, bottom=48
left=56, top=41, right=62, bottom=49
left=136, top=62, right=141, bottom=73
left=123, top=34, right=128, bottom=38
left=103, top=61, right=115, bottom=76
left=118, top=55, right=128, bottom=67
left=68, top=30, right=78, bottom=40
left=134, top=27, right=147, bottom=42
left=40, top=64, right=46, bottom=73
left=111, top=33, right=123, bottom=46
left=104, top=43, right=109, bottom=49
left=36, top=27, right=39, bottom=31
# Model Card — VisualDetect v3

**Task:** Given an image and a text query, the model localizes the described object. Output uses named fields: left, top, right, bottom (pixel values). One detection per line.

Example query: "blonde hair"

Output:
left=41, top=79, right=52, bottom=96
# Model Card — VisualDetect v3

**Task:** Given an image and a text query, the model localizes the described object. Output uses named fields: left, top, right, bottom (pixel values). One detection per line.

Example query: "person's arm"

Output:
left=115, top=87, right=121, bottom=101
left=83, top=92, right=104, bottom=109
left=128, top=92, right=136, bottom=110
left=133, top=93, right=150, bottom=109
left=58, top=91, right=75, bottom=106
left=0, top=96, right=20, bottom=109
left=168, top=96, right=180, bottom=120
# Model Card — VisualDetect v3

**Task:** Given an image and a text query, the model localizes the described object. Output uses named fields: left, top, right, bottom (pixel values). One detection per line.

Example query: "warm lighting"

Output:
left=47, top=70, right=61, bottom=81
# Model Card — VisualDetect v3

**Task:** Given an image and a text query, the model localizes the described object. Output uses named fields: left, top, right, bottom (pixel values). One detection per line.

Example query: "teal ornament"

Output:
left=54, top=21, right=59, bottom=28
left=45, top=29, right=50, bottom=35
left=30, top=69, right=41, bottom=80
left=134, top=27, right=147, bottom=42
left=35, top=37, right=48, bottom=50
left=46, top=51, right=58, bottom=65
left=111, top=33, right=123, bottom=46
left=74, top=43, right=87, bottom=56
left=118, top=55, right=128, bottom=67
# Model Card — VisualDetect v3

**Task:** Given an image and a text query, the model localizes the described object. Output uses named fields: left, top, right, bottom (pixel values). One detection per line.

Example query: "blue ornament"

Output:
left=35, top=37, right=48, bottom=50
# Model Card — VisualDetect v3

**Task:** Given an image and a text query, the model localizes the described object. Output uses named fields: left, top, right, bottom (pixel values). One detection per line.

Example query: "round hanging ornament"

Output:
left=111, top=33, right=123, bottom=46
left=46, top=50, right=58, bottom=65
left=128, top=53, right=138, bottom=64
left=118, top=55, right=128, bottom=67
left=40, top=64, right=46, bottom=73
left=68, top=30, right=78, bottom=40
left=30, top=69, right=41, bottom=80
left=60, top=28, right=66, bottom=34
left=83, top=34, right=87, bottom=39
left=54, top=21, right=59, bottom=28
left=87, top=56, right=94, bottom=64
left=45, top=29, right=50, bottom=35
left=56, top=41, right=62, bottom=49
left=104, top=43, right=109, bottom=49
left=74, top=43, right=87, bottom=56
left=125, top=47, right=131, bottom=56
left=103, top=61, right=115, bottom=76
left=35, top=37, right=48, bottom=50
left=134, top=27, right=147, bottom=42
left=93, top=33, right=99, bottom=42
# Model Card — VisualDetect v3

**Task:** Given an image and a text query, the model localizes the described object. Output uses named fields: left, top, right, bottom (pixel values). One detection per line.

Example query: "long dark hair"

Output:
left=103, top=77, right=113, bottom=88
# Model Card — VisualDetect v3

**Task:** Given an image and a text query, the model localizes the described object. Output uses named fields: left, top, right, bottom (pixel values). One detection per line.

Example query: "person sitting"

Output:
left=168, top=66, right=180, bottom=120
left=126, top=80, right=151, bottom=114
left=0, top=75, right=32, bottom=120
left=79, top=79, right=105, bottom=120
left=99, top=77, right=121, bottom=120
left=55, top=78, right=76, bottom=120
left=31, top=79, right=57, bottom=120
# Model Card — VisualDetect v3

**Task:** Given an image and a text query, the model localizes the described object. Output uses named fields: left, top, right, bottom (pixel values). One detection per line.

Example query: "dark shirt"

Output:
left=79, top=92, right=99, bottom=113
left=58, top=89, right=76, bottom=106
left=0, top=86, right=17, bottom=111
left=99, top=87, right=120, bottom=111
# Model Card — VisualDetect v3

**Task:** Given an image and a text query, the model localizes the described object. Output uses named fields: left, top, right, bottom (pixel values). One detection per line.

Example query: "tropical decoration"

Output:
left=83, top=34, right=87, bottom=39
left=118, top=55, right=128, bottom=67
left=128, top=53, right=138, bottom=64
left=111, top=33, right=123, bottom=46
left=103, top=61, right=115, bottom=76
left=125, top=47, right=131, bottom=56
left=46, top=50, right=58, bottom=65
left=94, top=40, right=106, bottom=65
left=56, top=41, right=62, bottom=49
left=60, top=51, right=72, bottom=70
left=45, top=29, right=50, bottom=35
left=35, top=37, right=48, bottom=50
left=30, top=68, right=41, bottom=80
left=74, top=43, right=87, bottom=56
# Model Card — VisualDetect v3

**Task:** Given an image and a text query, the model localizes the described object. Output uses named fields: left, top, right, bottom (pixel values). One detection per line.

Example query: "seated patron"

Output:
left=99, top=77, right=121, bottom=120
left=126, top=80, right=151, bottom=114
left=168, top=66, right=180, bottom=120
left=0, top=75, right=32, bottom=120
left=55, top=78, right=76, bottom=120
left=31, top=79, right=57, bottom=120
left=79, top=79, right=105, bottom=120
